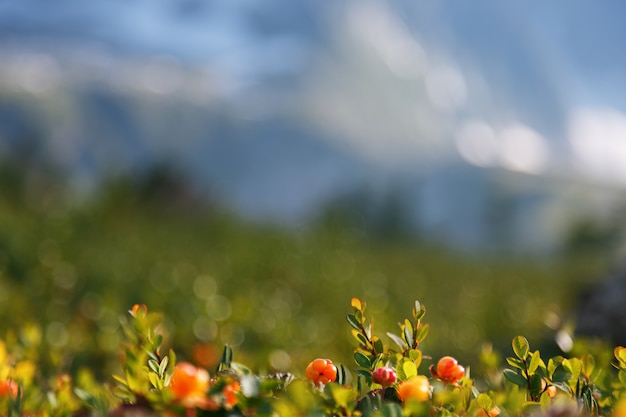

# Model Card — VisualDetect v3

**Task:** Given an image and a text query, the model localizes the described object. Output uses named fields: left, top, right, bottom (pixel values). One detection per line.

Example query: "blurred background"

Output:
left=1, top=0, right=626, bottom=379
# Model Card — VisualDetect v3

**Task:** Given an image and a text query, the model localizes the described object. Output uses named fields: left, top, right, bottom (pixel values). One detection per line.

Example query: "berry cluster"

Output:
left=430, top=356, right=465, bottom=385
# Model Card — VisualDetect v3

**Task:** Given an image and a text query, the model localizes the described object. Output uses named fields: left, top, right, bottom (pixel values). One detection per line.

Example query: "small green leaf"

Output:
left=581, top=354, right=595, bottom=378
left=347, top=314, right=361, bottom=331
left=476, top=393, right=492, bottom=410
left=528, top=351, right=541, bottom=375
left=503, top=369, right=527, bottom=387
left=551, top=366, right=572, bottom=383
left=382, top=402, right=404, bottom=417
left=387, top=332, right=407, bottom=351
left=409, top=349, right=422, bottom=368
left=403, top=319, right=414, bottom=346
left=416, top=323, right=429, bottom=344
left=529, top=374, right=543, bottom=399
left=148, top=359, right=159, bottom=374
left=506, top=357, right=525, bottom=370
left=512, top=336, right=530, bottom=360
left=352, top=329, right=369, bottom=346
left=328, top=383, right=357, bottom=408
left=412, top=301, right=421, bottom=318
left=148, top=372, right=160, bottom=389
left=159, top=356, right=169, bottom=376
left=337, top=364, right=346, bottom=385
left=562, top=358, right=582, bottom=380
left=364, top=323, right=372, bottom=339
left=354, top=351, right=372, bottom=369
left=373, top=337, right=384, bottom=355
left=402, top=360, right=417, bottom=378
left=540, top=391, right=551, bottom=409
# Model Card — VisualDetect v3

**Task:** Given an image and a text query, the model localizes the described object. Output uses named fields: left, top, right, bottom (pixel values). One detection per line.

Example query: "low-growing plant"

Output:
left=1, top=298, right=626, bottom=416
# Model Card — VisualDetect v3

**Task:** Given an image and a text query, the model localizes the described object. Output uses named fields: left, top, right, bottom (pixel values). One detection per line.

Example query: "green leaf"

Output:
left=416, top=323, right=429, bottom=344
left=347, top=314, right=361, bottom=331
left=528, top=351, right=541, bottom=375
left=328, top=383, right=357, bottom=408
left=402, top=360, right=417, bottom=378
left=373, top=337, right=384, bottom=355
left=364, top=323, right=372, bottom=340
left=476, top=393, right=492, bottom=410
left=412, top=301, right=421, bottom=318
left=551, top=366, right=572, bottom=383
left=337, top=364, right=346, bottom=385
left=540, top=391, right=551, bottom=409
left=503, top=369, right=527, bottom=387
left=409, top=349, right=422, bottom=368
left=352, top=329, right=369, bottom=346
left=562, top=358, right=582, bottom=380
left=148, top=359, right=159, bottom=374
left=148, top=372, right=160, bottom=389
left=354, top=351, right=372, bottom=369
left=512, top=336, right=530, bottom=360
left=159, top=356, right=169, bottom=376
left=529, top=374, right=543, bottom=399
left=355, top=369, right=372, bottom=379
left=506, top=357, right=525, bottom=370
left=619, top=369, right=626, bottom=386
left=403, top=319, right=414, bottom=347
left=581, top=354, right=595, bottom=379
left=387, top=332, right=407, bottom=351
left=382, top=402, right=404, bottom=417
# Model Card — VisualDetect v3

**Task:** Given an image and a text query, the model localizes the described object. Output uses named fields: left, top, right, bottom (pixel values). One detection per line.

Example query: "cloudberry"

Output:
left=397, top=375, right=430, bottom=402
left=0, top=379, right=18, bottom=398
left=431, top=356, right=465, bottom=384
left=223, top=381, right=240, bottom=408
left=305, top=358, right=337, bottom=386
left=169, top=362, right=210, bottom=407
left=372, top=367, right=397, bottom=387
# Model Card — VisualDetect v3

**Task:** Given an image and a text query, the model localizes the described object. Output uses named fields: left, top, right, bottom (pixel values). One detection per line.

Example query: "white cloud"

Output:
left=569, top=107, right=626, bottom=184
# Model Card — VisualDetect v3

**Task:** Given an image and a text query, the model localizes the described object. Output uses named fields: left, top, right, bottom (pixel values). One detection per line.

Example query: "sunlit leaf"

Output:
left=416, top=324, right=429, bottom=344
left=476, top=393, right=492, bottom=410
left=402, top=360, right=417, bottom=379
left=512, top=336, right=530, bottom=360
left=528, top=351, right=541, bottom=375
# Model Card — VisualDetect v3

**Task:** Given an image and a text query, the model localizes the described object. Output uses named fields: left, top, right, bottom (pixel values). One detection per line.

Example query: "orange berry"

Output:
left=434, top=356, right=465, bottom=384
left=477, top=406, right=501, bottom=417
left=169, top=362, right=210, bottom=407
left=397, top=375, right=430, bottom=402
left=0, top=379, right=18, bottom=398
left=223, top=381, right=240, bottom=408
left=305, top=358, right=337, bottom=386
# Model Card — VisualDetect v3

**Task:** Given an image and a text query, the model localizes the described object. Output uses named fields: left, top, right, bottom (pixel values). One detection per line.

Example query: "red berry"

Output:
left=372, top=367, right=397, bottom=387
left=305, top=358, right=337, bottom=386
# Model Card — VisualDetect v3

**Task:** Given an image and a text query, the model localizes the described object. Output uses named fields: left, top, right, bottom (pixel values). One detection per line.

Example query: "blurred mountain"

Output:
left=1, top=0, right=626, bottom=254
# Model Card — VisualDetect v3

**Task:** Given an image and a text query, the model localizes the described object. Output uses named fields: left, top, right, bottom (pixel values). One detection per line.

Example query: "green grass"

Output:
left=0, top=175, right=611, bottom=381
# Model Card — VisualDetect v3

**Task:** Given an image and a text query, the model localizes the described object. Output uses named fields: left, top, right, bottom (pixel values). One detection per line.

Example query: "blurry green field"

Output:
left=0, top=175, right=610, bottom=380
